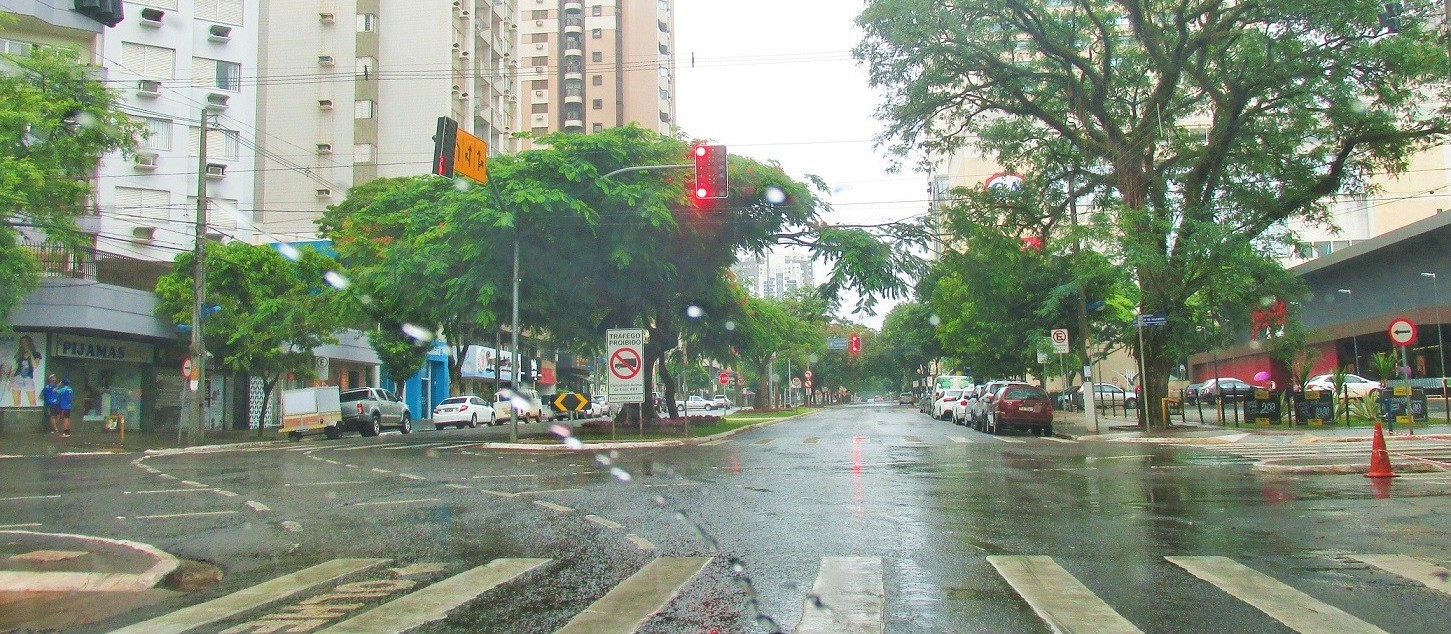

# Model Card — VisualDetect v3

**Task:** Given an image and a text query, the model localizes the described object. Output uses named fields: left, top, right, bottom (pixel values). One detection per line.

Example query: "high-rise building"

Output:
left=253, top=0, right=519, bottom=240
left=514, top=0, right=675, bottom=147
left=731, top=251, right=815, bottom=300
left=86, top=0, right=261, bottom=262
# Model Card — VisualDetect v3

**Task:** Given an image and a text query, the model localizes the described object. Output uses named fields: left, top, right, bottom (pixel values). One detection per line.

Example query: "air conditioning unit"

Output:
left=131, top=226, right=157, bottom=242
left=535, top=20, right=543, bottom=26
left=318, top=55, right=335, bottom=66
left=318, top=99, right=334, bottom=110
left=208, top=25, right=232, bottom=42
left=533, top=90, right=543, bottom=98
left=456, top=92, right=469, bottom=100
left=136, top=79, right=161, bottom=96
left=205, top=163, right=226, bottom=178
left=139, top=7, right=164, bottom=26
left=452, top=42, right=461, bottom=49
left=316, top=188, right=332, bottom=198
left=133, top=152, right=159, bottom=169
left=320, top=12, right=336, bottom=23
left=316, top=143, right=333, bottom=154
left=534, top=43, right=544, bottom=51
left=206, top=93, right=230, bottom=108
left=458, top=50, right=470, bottom=59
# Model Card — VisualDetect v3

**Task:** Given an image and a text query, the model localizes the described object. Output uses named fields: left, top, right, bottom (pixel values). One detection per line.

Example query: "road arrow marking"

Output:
left=388, top=563, right=449, bottom=578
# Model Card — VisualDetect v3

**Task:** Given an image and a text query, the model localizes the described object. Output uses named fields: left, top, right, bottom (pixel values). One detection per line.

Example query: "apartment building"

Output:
left=514, top=0, right=675, bottom=147
left=253, top=0, right=519, bottom=241
left=731, top=251, right=816, bottom=300
left=91, top=0, right=260, bottom=261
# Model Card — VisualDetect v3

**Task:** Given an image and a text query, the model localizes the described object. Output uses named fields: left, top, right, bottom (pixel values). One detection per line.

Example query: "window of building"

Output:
left=357, top=13, right=376, bottom=32
left=195, top=0, right=244, bottom=25
left=113, top=187, right=171, bottom=223
left=530, top=33, right=549, bottom=44
left=592, top=99, right=602, bottom=110
left=591, top=28, right=602, bottom=39
left=531, top=10, right=548, bottom=19
left=530, top=79, right=549, bottom=90
left=658, top=20, right=668, bottom=33
left=134, top=0, right=178, bottom=9
left=355, top=56, right=375, bottom=77
left=187, top=127, right=240, bottom=160
left=354, top=143, right=374, bottom=163
left=140, top=117, right=171, bottom=150
left=120, top=42, right=175, bottom=79
left=659, top=111, right=670, bottom=122
left=659, top=88, right=669, bottom=101
left=188, top=196, right=240, bottom=232
left=591, top=5, right=601, bottom=16
left=0, top=37, right=35, bottom=56
left=192, top=57, right=241, bottom=91
left=659, top=43, right=668, bottom=55
left=531, top=103, right=549, bottom=114
left=591, top=51, right=602, bottom=62
left=532, top=56, right=548, bottom=67
left=354, top=99, right=375, bottom=119
left=591, top=75, right=602, bottom=86
left=592, top=123, right=603, bottom=132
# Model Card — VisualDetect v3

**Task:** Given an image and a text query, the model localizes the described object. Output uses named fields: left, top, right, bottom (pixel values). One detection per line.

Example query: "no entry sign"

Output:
left=606, top=329, right=645, bottom=403
left=1388, top=318, right=1417, bottom=347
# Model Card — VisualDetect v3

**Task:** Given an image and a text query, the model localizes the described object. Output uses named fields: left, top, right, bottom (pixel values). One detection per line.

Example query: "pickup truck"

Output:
left=339, top=387, right=412, bottom=436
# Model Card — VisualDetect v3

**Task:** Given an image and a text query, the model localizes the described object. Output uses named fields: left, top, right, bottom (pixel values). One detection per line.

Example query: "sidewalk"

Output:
left=1052, top=410, right=1451, bottom=441
left=0, top=427, right=286, bottom=458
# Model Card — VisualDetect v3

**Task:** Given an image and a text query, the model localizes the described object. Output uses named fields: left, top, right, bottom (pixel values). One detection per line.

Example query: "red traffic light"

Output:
left=693, top=144, right=728, bottom=200
left=848, top=332, right=861, bottom=354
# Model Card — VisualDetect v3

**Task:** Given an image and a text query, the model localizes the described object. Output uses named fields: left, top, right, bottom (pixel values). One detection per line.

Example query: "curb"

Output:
left=0, top=530, right=179, bottom=592
left=475, top=409, right=821, bottom=452
left=143, top=439, right=288, bottom=456
left=1252, top=460, right=1445, bottom=475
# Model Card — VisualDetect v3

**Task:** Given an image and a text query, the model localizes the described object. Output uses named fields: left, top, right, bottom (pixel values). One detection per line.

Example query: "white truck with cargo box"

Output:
left=279, top=386, right=343, bottom=441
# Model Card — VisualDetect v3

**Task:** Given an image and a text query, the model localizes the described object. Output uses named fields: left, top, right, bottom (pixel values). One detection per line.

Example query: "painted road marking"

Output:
left=586, top=515, right=623, bottom=530
left=947, top=436, right=970, bottom=444
left=988, top=555, right=1142, bottom=634
left=284, top=481, right=370, bottom=487
left=108, top=558, right=388, bottom=634
left=480, top=489, right=515, bottom=498
left=699, top=439, right=731, bottom=446
left=130, top=510, right=239, bottom=520
left=795, top=557, right=884, bottom=634
left=428, top=443, right=480, bottom=450
left=0, top=494, right=62, bottom=501
left=994, top=437, right=1026, bottom=444
left=397, top=473, right=426, bottom=481
left=554, top=556, right=712, bottom=634
left=625, top=534, right=655, bottom=551
left=332, top=443, right=406, bottom=451
left=1041, top=437, right=1078, bottom=444
left=1086, top=454, right=1154, bottom=461
left=534, top=500, right=574, bottom=513
left=751, top=439, right=775, bottom=446
left=245, top=501, right=271, bottom=513
left=350, top=498, right=441, bottom=507
left=444, top=483, right=471, bottom=490
left=1349, top=554, right=1451, bottom=597
left=315, top=559, right=549, bottom=634
left=803, top=436, right=821, bottom=444
left=0, top=523, right=42, bottom=529
left=370, top=468, right=393, bottom=474
left=1165, top=556, right=1389, bottom=634
left=468, top=474, right=537, bottom=479
left=901, top=435, right=923, bottom=444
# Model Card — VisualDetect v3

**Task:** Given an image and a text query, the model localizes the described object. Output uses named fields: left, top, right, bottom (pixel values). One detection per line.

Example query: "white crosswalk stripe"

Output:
left=796, top=557, right=884, bottom=634
left=988, top=555, right=1142, bottom=633
left=316, top=558, right=549, bottom=633
left=1166, top=556, right=1390, bottom=633
left=553, top=556, right=712, bottom=634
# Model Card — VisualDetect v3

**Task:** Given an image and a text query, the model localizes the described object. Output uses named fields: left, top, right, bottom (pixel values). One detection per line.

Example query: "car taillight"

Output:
left=356, top=403, right=364, bottom=415
left=459, top=404, right=468, bottom=411
left=959, top=399, right=969, bottom=406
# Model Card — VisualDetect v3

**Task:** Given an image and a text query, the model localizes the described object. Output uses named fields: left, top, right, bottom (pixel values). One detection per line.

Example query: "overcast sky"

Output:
left=673, top=1, right=927, bottom=328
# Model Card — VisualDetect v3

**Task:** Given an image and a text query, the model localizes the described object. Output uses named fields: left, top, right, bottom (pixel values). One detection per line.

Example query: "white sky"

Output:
left=673, top=1, right=927, bottom=328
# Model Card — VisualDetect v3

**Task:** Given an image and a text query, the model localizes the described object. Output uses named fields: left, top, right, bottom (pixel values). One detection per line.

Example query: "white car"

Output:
left=951, top=389, right=978, bottom=425
left=675, top=395, right=715, bottom=411
left=932, top=389, right=962, bottom=420
left=432, top=395, right=495, bottom=429
left=712, top=395, right=733, bottom=410
left=495, top=388, right=545, bottom=422
left=1305, top=374, right=1383, bottom=398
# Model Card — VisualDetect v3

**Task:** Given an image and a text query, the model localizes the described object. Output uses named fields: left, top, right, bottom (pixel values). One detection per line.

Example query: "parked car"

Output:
left=1183, top=381, right=1207, bottom=404
left=931, top=389, right=963, bottom=420
left=712, top=395, right=733, bottom=410
left=970, top=381, right=1020, bottom=430
left=495, top=388, right=545, bottom=422
left=1197, top=377, right=1254, bottom=403
left=984, top=384, right=1055, bottom=436
left=951, top=388, right=978, bottom=426
left=432, top=395, right=494, bottom=429
left=898, top=392, right=914, bottom=405
left=1073, top=383, right=1139, bottom=409
left=590, top=396, right=608, bottom=418
left=675, top=395, right=715, bottom=412
left=1304, top=374, right=1383, bottom=398
left=339, top=387, right=412, bottom=437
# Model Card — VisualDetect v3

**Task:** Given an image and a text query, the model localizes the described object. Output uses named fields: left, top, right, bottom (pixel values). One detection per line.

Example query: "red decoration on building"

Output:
left=1250, top=299, right=1288, bottom=340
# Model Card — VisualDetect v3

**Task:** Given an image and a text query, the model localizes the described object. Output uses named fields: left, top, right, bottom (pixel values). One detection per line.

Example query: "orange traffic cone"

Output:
left=1365, top=422, right=1398, bottom=479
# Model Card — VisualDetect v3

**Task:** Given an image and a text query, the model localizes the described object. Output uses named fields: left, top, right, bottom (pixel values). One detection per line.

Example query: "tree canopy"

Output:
left=857, top=0, right=1449, bottom=425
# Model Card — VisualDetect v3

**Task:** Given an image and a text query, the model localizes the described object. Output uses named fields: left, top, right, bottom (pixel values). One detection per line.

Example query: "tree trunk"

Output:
left=255, top=376, right=277, bottom=437
left=659, top=362, right=678, bottom=419
left=752, top=359, right=771, bottom=409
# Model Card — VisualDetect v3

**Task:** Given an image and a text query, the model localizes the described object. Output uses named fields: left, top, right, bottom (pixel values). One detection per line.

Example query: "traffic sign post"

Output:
left=1388, top=317, right=1418, bottom=434
left=551, top=392, right=591, bottom=414
left=1051, top=329, right=1070, bottom=354
left=181, top=357, right=194, bottom=380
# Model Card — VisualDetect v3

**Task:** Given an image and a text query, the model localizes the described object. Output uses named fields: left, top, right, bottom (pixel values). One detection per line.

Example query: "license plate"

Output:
left=441, top=407, right=456, bottom=413
left=1020, top=405, right=1037, bottom=412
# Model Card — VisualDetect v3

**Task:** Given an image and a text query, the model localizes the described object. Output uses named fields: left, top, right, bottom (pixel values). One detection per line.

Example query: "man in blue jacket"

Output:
left=56, top=378, right=74, bottom=437
left=41, top=375, right=59, bottom=434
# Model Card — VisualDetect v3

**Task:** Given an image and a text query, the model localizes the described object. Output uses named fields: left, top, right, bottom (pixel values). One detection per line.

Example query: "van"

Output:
left=495, top=388, right=545, bottom=422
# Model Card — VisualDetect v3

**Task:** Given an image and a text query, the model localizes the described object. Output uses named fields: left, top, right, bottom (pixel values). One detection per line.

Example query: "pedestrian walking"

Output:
left=41, top=374, right=59, bottom=434
left=57, top=378, right=74, bottom=437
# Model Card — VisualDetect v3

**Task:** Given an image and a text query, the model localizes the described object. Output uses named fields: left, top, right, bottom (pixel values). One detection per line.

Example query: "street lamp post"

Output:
left=1338, top=289, right=1360, bottom=374
left=1421, top=272, right=1448, bottom=422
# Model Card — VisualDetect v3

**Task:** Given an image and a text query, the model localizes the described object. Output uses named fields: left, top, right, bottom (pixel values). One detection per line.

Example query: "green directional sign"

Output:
left=552, top=392, right=591, bottom=413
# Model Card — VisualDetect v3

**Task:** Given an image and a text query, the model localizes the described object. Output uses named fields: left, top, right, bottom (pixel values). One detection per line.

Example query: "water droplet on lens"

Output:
left=549, top=424, right=571, bottom=438
left=453, top=177, right=472, bottom=191
left=595, top=454, right=612, bottom=466
left=929, top=314, right=942, bottom=326
left=724, top=320, right=736, bottom=331
left=564, top=437, right=584, bottom=450
left=686, top=305, right=704, bottom=318
left=764, top=186, right=786, bottom=205
left=401, top=323, right=433, bottom=341
left=653, top=495, right=666, bottom=506
left=324, top=271, right=349, bottom=289
left=610, top=466, right=632, bottom=481
left=278, top=243, right=301, bottom=261
left=730, top=559, right=745, bottom=573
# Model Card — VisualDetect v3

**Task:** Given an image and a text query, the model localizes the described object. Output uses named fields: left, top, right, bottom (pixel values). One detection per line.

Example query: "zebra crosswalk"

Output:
left=1181, top=437, right=1451, bottom=466
left=101, top=551, right=1448, bottom=633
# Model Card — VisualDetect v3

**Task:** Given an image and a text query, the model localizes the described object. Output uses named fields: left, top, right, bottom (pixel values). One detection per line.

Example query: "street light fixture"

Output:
left=1421, top=272, right=1448, bottom=421
left=1338, top=289, right=1360, bottom=374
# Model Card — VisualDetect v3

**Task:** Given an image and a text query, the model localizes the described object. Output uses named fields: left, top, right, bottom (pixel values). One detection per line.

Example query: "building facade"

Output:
left=253, top=0, right=519, bottom=241
left=730, top=250, right=815, bottom=300
left=514, top=0, right=675, bottom=146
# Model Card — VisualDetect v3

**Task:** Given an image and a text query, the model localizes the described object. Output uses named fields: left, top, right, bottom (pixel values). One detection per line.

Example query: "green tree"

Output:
left=730, top=295, right=819, bottom=409
left=155, top=242, right=344, bottom=430
left=857, top=0, right=1449, bottom=426
left=1, top=46, right=139, bottom=322
left=875, top=301, right=943, bottom=390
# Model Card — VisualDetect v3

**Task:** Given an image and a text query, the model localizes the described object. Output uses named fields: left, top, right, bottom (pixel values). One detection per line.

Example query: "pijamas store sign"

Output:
left=52, top=336, right=154, bottom=363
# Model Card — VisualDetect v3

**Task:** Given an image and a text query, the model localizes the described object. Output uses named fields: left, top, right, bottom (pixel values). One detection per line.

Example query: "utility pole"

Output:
left=1068, top=174, right=1098, bottom=432
left=188, top=108, right=211, bottom=443
left=509, top=236, right=520, bottom=442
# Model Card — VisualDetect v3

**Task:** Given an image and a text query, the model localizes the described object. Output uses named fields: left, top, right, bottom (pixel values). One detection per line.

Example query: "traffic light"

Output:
left=431, top=116, right=459, bottom=178
left=693, top=144, right=728, bottom=199
left=848, top=332, right=861, bottom=355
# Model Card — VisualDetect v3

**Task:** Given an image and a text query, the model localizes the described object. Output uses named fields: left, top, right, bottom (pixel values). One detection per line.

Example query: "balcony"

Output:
left=563, top=1, right=582, bottom=12
left=20, top=238, right=96, bottom=281
left=563, top=116, right=584, bottom=131
left=563, top=92, right=583, bottom=105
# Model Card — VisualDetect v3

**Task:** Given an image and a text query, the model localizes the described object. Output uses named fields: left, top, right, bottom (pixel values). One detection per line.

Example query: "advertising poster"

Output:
left=0, top=333, right=47, bottom=409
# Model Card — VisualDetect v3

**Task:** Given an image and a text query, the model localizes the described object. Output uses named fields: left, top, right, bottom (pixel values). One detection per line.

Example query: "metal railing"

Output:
left=19, top=238, right=96, bottom=280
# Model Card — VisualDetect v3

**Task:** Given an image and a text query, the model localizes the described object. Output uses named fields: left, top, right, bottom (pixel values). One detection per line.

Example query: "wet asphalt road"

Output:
left=3, top=403, right=1450, bottom=633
